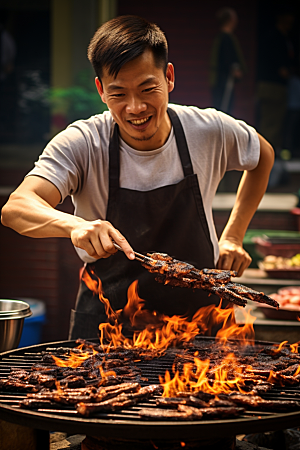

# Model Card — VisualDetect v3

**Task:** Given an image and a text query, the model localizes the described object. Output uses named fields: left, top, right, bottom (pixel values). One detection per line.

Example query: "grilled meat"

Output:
left=142, top=252, right=279, bottom=309
left=139, top=407, right=203, bottom=420
left=4, top=338, right=300, bottom=420
left=76, top=385, right=161, bottom=417
left=21, top=398, right=58, bottom=409
left=76, top=397, right=135, bottom=416
left=196, top=406, right=245, bottom=419
left=229, top=393, right=300, bottom=412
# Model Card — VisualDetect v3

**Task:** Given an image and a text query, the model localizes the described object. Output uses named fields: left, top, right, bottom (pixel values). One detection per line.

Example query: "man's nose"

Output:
left=126, top=95, right=147, bottom=114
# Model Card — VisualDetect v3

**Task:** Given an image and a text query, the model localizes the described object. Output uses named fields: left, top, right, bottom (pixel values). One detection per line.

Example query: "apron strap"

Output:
left=108, top=121, right=120, bottom=189
left=167, top=107, right=194, bottom=177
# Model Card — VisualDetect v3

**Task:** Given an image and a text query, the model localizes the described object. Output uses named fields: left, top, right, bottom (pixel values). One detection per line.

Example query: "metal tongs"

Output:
left=113, top=242, right=155, bottom=264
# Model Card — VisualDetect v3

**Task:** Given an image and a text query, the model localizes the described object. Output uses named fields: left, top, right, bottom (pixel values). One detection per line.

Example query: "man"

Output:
left=1, top=15, right=274, bottom=339
left=209, top=7, right=246, bottom=114
left=256, top=10, right=295, bottom=150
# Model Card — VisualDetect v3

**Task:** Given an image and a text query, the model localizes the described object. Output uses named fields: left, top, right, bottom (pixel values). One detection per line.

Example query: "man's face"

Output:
left=96, top=50, right=175, bottom=151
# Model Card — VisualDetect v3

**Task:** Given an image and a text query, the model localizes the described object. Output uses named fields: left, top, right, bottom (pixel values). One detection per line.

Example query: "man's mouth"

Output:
left=128, top=116, right=152, bottom=126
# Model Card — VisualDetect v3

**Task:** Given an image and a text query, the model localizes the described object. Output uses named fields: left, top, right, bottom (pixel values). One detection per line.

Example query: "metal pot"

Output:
left=0, top=300, right=32, bottom=352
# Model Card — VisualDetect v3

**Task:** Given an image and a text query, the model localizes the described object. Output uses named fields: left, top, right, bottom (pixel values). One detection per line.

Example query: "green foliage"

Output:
left=48, top=70, right=108, bottom=122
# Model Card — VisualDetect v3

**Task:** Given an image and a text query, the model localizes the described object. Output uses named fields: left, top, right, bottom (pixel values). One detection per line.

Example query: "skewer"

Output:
left=112, top=242, right=155, bottom=263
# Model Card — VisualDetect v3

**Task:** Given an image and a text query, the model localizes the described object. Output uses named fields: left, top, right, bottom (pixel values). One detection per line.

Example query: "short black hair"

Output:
left=87, top=15, right=168, bottom=80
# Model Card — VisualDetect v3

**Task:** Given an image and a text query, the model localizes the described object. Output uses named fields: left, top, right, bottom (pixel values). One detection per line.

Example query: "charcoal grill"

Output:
left=1, top=337, right=300, bottom=443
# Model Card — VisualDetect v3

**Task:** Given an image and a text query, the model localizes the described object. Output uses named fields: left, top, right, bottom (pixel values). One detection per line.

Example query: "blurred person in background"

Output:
left=209, top=7, right=246, bottom=115
left=256, top=9, right=295, bottom=155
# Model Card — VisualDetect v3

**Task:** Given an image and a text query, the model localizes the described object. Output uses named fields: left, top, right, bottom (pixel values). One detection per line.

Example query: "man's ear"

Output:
left=166, top=63, right=175, bottom=93
left=95, top=77, right=107, bottom=103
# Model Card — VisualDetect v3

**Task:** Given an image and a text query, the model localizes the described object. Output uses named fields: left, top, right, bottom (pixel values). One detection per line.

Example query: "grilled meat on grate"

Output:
left=1, top=338, right=300, bottom=420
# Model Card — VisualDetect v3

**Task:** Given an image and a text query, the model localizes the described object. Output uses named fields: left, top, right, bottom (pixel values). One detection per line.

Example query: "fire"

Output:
left=290, top=342, right=299, bottom=353
left=51, top=346, right=98, bottom=368
left=81, top=269, right=256, bottom=354
left=159, top=352, right=248, bottom=397
left=48, top=268, right=300, bottom=397
left=77, top=268, right=258, bottom=394
left=275, top=340, right=289, bottom=352
left=294, top=366, right=300, bottom=376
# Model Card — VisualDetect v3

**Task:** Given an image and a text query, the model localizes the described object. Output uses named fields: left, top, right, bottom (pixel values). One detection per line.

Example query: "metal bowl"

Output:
left=0, top=300, right=32, bottom=352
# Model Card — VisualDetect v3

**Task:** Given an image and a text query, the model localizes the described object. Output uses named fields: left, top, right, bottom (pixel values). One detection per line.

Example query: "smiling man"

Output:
left=95, top=49, right=174, bottom=149
left=1, top=15, right=274, bottom=339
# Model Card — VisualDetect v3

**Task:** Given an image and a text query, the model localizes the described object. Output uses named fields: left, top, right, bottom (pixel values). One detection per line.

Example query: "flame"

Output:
left=290, top=342, right=299, bottom=353
left=51, top=268, right=258, bottom=383
left=267, top=370, right=283, bottom=385
left=159, top=352, right=248, bottom=397
left=192, top=303, right=255, bottom=346
left=294, top=365, right=300, bottom=376
left=81, top=268, right=118, bottom=322
left=273, top=341, right=288, bottom=353
left=51, top=346, right=98, bottom=368
left=215, top=307, right=255, bottom=345
left=81, top=269, right=256, bottom=355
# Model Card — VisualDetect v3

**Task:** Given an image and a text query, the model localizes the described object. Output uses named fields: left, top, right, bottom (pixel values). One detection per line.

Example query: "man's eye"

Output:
left=143, top=87, right=155, bottom=92
left=111, top=93, right=124, bottom=98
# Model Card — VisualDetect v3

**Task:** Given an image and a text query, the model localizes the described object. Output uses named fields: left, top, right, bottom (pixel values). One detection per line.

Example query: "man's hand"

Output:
left=216, top=133, right=274, bottom=278
left=1, top=176, right=134, bottom=261
left=217, top=238, right=252, bottom=277
left=70, top=219, right=135, bottom=260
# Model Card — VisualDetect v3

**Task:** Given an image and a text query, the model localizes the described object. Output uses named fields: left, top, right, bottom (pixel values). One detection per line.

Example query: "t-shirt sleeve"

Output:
left=217, top=110, right=260, bottom=172
left=26, top=126, right=89, bottom=203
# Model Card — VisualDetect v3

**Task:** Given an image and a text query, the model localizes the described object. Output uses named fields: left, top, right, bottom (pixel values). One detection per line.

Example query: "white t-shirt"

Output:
left=27, top=104, right=260, bottom=264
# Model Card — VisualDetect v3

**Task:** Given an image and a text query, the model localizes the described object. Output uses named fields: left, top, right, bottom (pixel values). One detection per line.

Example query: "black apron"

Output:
left=69, top=108, right=221, bottom=339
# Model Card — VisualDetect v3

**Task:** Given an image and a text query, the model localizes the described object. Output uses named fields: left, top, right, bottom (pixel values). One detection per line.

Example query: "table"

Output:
left=234, top=269, right=300, bottom=343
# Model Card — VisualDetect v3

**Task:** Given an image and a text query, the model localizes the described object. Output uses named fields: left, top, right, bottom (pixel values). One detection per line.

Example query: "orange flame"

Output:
left=215, top=307, right=255, bottom=346
left=290, top=342, right=299, bottom=353
left=51, top=347, right=98, bottom=368
left=81, top=269, right=256, bottom=355
left=86, top=271, right=202, bottom=354
left=81, top=268, right=118, bottom=322
left=49, top=268, right=259, bottom=390
left=159, top=352, right=248, bottom=397
left=273, top=341, right=289, bottom=353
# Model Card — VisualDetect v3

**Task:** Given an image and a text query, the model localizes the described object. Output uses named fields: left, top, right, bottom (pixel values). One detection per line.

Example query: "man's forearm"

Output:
left=1, top=190, right=85, bottom=238
left=1, top=176, right=134, bottom=260
left=219, top=134, right=274, bottom=245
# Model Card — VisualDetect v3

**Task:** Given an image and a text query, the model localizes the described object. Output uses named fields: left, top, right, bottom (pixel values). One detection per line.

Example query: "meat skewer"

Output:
left=140, top=252, right=279, bottom=309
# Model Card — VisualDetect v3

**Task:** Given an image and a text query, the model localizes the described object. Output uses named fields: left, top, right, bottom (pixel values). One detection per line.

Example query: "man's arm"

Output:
left=217, top=133, right=274, bottom=276
left=1, top=176, right=134, bottom=260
